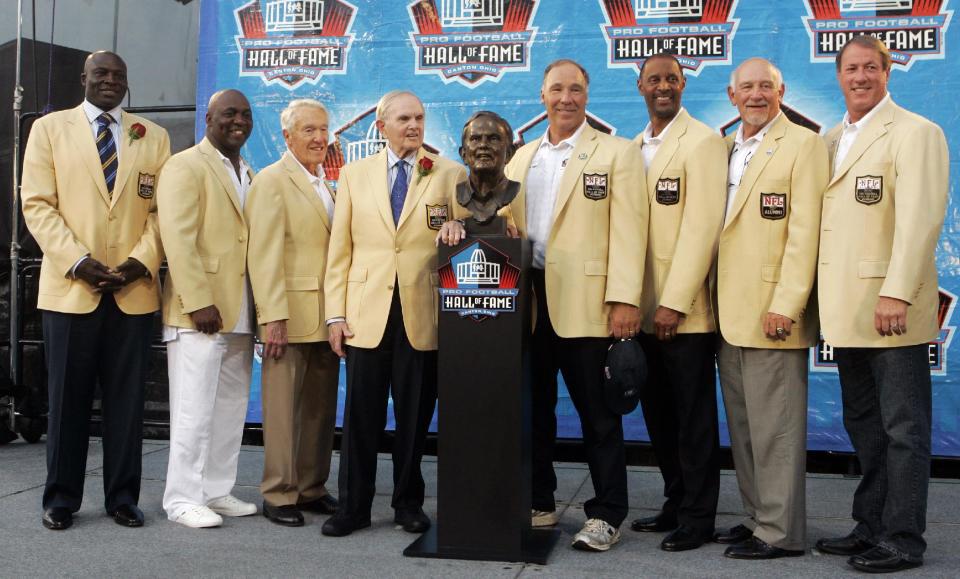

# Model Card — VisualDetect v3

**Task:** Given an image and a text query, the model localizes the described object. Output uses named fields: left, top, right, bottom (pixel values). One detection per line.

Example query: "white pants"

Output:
left=163, top=330, right=253, bottom=520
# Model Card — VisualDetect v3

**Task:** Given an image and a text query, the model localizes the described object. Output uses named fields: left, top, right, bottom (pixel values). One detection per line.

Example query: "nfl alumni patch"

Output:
left=855, top=176, right=882, bottom=205
left=583, top=173, right=608, bottom=200
left=137, top=173, right=156, bottom=199
left=655, top=178, right=680, bottom=205
left=426, top=204, right=449, bottom=230
left=759, top=192, right=786, bottom=220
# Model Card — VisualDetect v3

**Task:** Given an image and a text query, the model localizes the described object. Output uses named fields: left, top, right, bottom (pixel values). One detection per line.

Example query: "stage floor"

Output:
left=2, top=438, right=959, bottom=577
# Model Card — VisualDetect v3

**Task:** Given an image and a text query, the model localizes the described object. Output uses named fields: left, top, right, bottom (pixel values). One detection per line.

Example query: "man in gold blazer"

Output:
left=814, top=37, right=949, bottom=574
left=629, top=53, right=726, bottom=551
left=158, top=89, right=259, bottom=528
left=502, top=59, right=647, bottom=552
left=322, top=90, right=466, bottom=537
left=21, top=51, right=170, bottom=531
left=246, top=99, right=340, bottom=527
left=714, top=58, right=828, bottom=560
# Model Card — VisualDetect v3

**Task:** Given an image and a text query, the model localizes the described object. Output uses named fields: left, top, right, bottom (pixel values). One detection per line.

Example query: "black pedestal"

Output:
left=404, top=235, right=559, bottom=564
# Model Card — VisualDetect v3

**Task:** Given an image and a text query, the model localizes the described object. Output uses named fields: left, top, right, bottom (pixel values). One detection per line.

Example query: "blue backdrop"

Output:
left=197, top=0, right=960, bottom=456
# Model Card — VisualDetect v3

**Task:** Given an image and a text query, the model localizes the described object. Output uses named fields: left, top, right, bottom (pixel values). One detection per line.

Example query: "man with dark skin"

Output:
left=158, top=89, right=259, bottom=528
left=22, top=50, right=171, bottom=530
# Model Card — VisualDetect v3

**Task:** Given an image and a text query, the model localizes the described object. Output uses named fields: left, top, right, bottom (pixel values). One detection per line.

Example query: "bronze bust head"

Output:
left=456, top=111, right=520, bottom=229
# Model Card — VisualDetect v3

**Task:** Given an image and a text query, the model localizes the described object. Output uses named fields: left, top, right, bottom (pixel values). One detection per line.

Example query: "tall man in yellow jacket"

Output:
left=158, top=89, right=258, bottom=528
left=629, top=53, right=726, bottom=552
left=504, top=59, right=647, bottom=552
left=21, top=51, right=170, bottom=531
left=322, top=91, right=466, bottom=537
left=815, top=36, right=949, bottom=574
left=714, top=58, right=828, bottom=560
left=246, top=99, right=340, bottom=527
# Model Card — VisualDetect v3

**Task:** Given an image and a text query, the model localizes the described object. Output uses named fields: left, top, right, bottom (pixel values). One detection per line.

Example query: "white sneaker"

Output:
left=207, top=495, right=257, bottom=517
left=571, top=518, right=621, bottom=552
left=532, top=509, right=559, bottom=527
left=172, top=505, right=223, bottom=528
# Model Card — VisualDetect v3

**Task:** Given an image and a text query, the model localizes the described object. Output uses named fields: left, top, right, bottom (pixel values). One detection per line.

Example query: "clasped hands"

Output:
left=74, top=257, right=148, bottom=293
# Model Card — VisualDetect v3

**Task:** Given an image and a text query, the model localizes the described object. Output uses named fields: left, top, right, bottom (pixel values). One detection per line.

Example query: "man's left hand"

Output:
left=608, top=302, right=641, bottom=340
left=875, top=296, right=909, bottom=336
left=653, top=306, right=683, bottom=341
left=263, top=320, right=288, bottom=360
left=436, top=220, right=466, bottom=246
left=113, top=258, right=149, bottom=287
left=763, top=312, right=794, bottom=341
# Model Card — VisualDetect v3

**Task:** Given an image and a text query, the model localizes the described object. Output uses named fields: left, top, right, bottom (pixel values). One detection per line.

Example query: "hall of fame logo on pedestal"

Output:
left=408, top=0, right=540, bottom=87
left=811, top=288, right=958, bottom=376
left=802, top=0, right=952, bottom=69
left=597, top=0, right=740, bottom=75
left=438, top=241, right=521, bottom=321
left=234, top=0, right=357, bottom=89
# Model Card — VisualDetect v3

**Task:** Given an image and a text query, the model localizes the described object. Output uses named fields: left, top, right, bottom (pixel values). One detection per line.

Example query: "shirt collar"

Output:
left=540, top=119, right=588, bottom=152
left=387, top=146, right=417, bottom=169
left=734, top=111, right=782, bottom=147
left=213, top=145, right=249, bottom=175
left=83, top=99, right=123, bottom=126
left=642, top=107, right=684, bottom=145
left=289, top=150, right=325, bottom=184
left=842, top=93, right=891, bottom=131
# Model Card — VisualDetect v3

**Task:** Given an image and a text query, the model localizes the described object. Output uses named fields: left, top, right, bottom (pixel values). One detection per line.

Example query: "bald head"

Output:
left=82, top=51, right=127, bottom=111
left=727, top=57, right=785, bottom=137
left=205, top=89, right=253, bottom=158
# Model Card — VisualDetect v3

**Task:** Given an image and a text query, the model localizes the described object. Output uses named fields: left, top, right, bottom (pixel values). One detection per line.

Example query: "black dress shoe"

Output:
left=394, top=509, right=431, bottom=533
left=299, top=494, right=339, bottom=515
left=713, top=523, right=753, bottom=544
left=263, top=501, right=304, bottom=527
left=661, top=525, right=711, bottom=552
left=631, top=512, right=678, bottom=533
left=42, top=507, right=73, bottom=530
left=724, top=536, right=804, bottom=560
left=816, top=533, right=874, bottom=556
left=109, top=504, right=144, bottom=527
left=321, top=514, right=371, bottom=537
left=848, top=546, right=922, bottom=573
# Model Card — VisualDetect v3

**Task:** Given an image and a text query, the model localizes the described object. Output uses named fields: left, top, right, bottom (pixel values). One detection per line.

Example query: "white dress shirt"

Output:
left=640, top=107, right=683, bottom=170
left=291, top=152, right=335, bottom=221
left=726, top=112, right=782, bottom=222
left=834, top=93, right=891, bottom=176
left=386, top=146, right=416, bottom=192
left=526, top=120, right=588, bottom=269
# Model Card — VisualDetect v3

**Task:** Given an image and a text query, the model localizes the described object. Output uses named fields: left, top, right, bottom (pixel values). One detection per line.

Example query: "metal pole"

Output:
left=9, top=0, right=24, bottom=430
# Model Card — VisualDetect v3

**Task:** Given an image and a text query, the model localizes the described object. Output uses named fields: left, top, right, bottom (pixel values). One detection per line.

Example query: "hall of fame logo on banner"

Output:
left=802, top=0, right=953, bottom=69
left=438, top=241, right=521, bottom=321
left=234, top=0, right=357, bottom=89
left=408, top=0, right=539, bottom=87
left=597, top=0, right=740, bottom=75
left=811, top=288, right=958, bottom=376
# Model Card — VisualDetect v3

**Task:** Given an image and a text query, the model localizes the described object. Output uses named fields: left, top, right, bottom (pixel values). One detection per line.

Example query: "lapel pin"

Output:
left=578, top=153, right=587, bottom=160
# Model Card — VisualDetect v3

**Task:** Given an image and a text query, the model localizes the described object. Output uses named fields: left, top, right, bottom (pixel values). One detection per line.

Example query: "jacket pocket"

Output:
left=761, top=264, right=781, bottom=283
left=200, top=255, right=220, bottom=273
left=285, top=276, right=319, bottom=291
left=347, top=267, right=367, bottom=282
left=858, top=260, right=889, bottom=278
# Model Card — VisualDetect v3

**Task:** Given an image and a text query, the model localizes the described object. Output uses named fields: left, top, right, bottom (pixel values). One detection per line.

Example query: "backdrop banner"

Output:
left=197, top=0, right=960, bottom=456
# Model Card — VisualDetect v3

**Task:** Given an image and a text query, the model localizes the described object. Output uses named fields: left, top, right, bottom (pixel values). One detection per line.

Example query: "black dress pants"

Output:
left=338, top=289, right=437, bottom=518
left=530, top=269, right=628, bottom=527
left=638, top=331, right=720, bottom=533
left=42, top=293, right=154, bottom=512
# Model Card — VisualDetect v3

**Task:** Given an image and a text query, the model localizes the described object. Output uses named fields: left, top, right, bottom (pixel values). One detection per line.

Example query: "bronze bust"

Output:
left=456, top=111, right=520, bottom=233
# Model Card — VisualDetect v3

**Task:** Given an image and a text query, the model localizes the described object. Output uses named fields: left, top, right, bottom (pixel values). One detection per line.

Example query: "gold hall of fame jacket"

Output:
left=21, top=105, right=170, bottom=314
left=717, top=114, right=828, bottom=349
left=157, top=137, right=255, bottom=333
left=503, top=123, right=648, bottom=339
left=324, top=147, right=467, bottom=351
left=246, top=151, right=335, bottom=344
left=818, top=99, right=949, bottom=348
left=634, top=109, right=727, bottom=335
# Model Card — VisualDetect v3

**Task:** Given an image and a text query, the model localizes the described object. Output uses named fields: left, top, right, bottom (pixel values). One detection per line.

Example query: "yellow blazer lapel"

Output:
left=366, top=148, right=395, bottom=232
left=397, top=148, right=434, bottom=230
left=646, top=110, right=687, bottom=191
left=552, top=125, right=599, bottom=221
left=725, top=115, right=786, bottom=228
left=282, top=152, right=331, bottom=230
left=199, top=138, right=245, bottom=221
left=111, top=112, right=142, bottom=209
left=829, top=101, right=894, bottom=187
left=66, top=107, right=111, bottom=206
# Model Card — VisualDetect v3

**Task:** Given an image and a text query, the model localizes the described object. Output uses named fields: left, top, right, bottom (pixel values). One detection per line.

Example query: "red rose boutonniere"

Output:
left=128, top=123, right=146, bottom=145
left=416, top=157, right=434, bottom=183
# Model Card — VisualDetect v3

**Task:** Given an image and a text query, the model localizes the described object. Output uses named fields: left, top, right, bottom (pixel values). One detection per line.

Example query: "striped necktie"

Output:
left=97, top=113, right=118, bottom=198
left=390, top=160, right=408, bottom=224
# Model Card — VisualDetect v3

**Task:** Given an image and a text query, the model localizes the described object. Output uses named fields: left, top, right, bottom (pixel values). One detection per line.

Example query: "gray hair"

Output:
left=280, top=98, right=328, bottom=132
left=376, top=90, right=422, bottom=121
left=729, top=57, right=783, bottom=90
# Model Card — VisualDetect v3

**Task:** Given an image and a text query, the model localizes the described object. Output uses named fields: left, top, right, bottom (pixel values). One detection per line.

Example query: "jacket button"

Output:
left=395, top=247, right=400, bottom=253
left=387, top=284, right=394, bottom=290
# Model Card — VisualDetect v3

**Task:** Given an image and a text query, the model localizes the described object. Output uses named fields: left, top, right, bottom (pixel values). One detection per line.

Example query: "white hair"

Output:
left=375, top=90, right=421, bottom=121
left=729, top=58, right=783, bottom=89
left=280, top=99, right=328, bottom=132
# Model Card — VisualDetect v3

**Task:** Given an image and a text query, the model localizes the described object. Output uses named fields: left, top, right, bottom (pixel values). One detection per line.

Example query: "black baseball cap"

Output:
left=603, top=338, right=647, bottom=415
